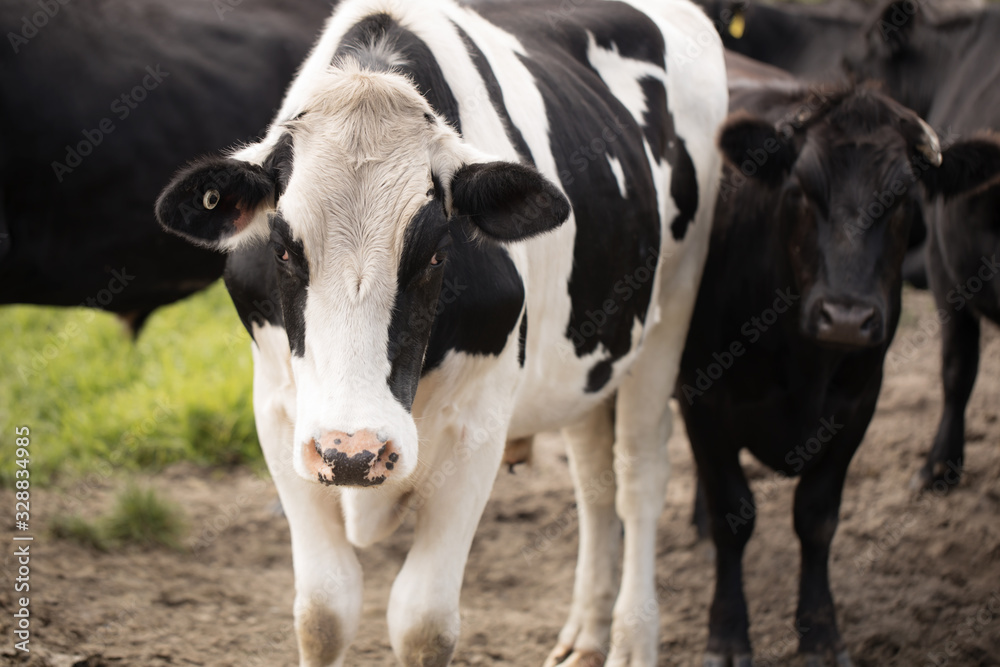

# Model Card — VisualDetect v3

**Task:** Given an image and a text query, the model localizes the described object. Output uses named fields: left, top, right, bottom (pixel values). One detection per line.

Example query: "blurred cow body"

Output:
left=157, top=0, right=727, bottom=664
left=676, top=53, right=991, bottom=667
left=698, top=0, right=865, bottom=80
left=0, top=0, right=328, bottom=328
left=844, top=1, right=1000, bottom=489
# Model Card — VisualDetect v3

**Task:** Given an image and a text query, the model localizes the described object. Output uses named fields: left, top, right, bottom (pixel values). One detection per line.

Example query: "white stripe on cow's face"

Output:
left=274, top=62, right=489, bottom=487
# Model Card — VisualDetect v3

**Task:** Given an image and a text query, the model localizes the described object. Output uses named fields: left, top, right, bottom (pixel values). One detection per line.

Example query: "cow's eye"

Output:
left=203, top=189, right=220, bottom=210
left=429, top=253, right=441, bottom=266
left=274, top=244, right=289, bottom=262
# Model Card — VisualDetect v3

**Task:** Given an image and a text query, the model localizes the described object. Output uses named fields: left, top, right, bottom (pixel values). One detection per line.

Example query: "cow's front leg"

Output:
left=387, top=431, right=506, bottom=666
left=251, top=324, right=363, bottom=667
left=545, top=401, right=619, bottom=667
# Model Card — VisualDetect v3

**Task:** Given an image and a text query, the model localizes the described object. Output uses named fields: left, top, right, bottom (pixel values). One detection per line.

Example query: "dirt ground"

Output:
left=3, top=288, right=999, bottom=667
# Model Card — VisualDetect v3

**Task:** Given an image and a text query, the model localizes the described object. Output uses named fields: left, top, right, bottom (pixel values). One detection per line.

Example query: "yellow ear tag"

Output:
left=729, top=12, right=746, bottom=39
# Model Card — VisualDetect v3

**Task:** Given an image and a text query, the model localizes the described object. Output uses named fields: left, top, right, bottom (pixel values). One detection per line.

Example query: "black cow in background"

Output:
left=0, top=0, right=329, bottom=331
left=678, top=52, right=997, bottom=667
left=843, top=0, right=1000, bottom=490
left=697, top=0, right=864, bottom=80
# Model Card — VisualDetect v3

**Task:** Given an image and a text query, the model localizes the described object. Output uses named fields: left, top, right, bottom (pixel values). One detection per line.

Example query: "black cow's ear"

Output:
left=872, top=0, right=920, bottom=54
left=156, top=156, right=275, bottom=251
left=450, top=161, right=571, bottom=241
left=718, top=114, right=796, bottom=187
left=922, top=137, right=1000, bottom=199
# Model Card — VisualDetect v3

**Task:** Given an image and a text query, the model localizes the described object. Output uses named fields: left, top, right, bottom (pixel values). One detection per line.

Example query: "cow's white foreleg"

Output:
left=252, top=324, right=363, bottom=667
left=544, top=400, right=620, bottom=667
left=386, top=426, right=506, bottom=666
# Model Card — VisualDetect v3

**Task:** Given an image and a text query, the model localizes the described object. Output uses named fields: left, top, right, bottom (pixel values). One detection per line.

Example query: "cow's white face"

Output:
left=156, top=62, right=570, bottom=488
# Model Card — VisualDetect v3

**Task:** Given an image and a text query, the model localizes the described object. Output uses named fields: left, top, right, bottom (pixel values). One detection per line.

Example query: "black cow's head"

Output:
left=719, top=85, right=942, bottom=348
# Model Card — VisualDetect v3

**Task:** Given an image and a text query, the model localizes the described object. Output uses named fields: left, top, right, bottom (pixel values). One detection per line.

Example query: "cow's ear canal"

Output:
left=449, top=161, right=571, bottom=242
left=156, top=156, right=275, bottom=251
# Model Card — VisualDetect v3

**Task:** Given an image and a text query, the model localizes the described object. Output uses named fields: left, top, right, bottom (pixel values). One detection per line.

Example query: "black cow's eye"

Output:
left=430, top=253, right=441, bottom=266
left=274, top=244, right=289, bottom=262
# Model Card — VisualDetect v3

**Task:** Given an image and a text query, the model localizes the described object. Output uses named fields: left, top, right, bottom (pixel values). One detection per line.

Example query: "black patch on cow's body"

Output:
left=474, top=2, right=669, bottom=393
left=452, top=22, right=534, bottom=163
left=335, top=13, right=462, bottom=131
left=669, top=141, right=699, bottom=241
left=638, top=77, right=699, bottom=241
left=518, top=312, right=528, bottom=367
left=270, top=214, right=309, bottom=357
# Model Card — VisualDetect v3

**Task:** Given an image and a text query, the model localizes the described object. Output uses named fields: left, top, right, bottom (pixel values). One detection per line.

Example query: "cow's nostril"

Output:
left=860, top=310, right=876, bottom=333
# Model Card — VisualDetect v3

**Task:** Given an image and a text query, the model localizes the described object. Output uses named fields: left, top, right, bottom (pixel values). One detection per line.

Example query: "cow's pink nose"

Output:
left=303, top=430, right=397, bottom=487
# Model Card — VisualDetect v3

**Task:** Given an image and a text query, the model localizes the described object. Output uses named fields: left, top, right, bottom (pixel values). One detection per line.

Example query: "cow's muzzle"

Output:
left=809, top=298, right=884, bottom=348
left=303, top=430, right=398, bottom=487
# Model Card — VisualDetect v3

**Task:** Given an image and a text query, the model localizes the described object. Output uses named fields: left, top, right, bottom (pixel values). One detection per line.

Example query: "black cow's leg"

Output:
left=792, top=432, right=860, bottom=666
left=919, top=233, right=981, bottom=490
left=687, top=421, right=754, bottom=667
left=692, top=478, right=711, bottom=540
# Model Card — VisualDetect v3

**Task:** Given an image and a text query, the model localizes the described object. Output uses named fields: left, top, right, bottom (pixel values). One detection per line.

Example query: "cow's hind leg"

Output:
left=918, top=231, right=979, bottom=490
left=545, top=400, right=619, bottom=667
left=251, top=323, right=363, bottom=667
left=606, top=318, right=690, bottom=667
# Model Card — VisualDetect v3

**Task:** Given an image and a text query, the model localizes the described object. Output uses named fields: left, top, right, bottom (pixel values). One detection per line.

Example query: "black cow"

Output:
left=0, top=0, right=328, bottom=330
left=678, top=52, right=994, bottom=666
left=843, top=1, right=1000, bottom=490
left=696, top=0, right=865, bottom=80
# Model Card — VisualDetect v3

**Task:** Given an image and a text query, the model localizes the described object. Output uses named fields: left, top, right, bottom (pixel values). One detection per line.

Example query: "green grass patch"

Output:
left=49, top=484, right=186, bottom=551
left=0, top=281, right=260, bottom=487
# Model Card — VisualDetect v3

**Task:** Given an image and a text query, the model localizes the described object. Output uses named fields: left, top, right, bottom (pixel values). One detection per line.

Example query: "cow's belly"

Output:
left=507, top=316, right=647, bottom=437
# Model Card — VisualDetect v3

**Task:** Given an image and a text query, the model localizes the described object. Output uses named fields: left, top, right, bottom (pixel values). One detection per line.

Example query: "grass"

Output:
left=0, top=281, right=261, bottom=488
left=50, top=484, right=187, bottom=551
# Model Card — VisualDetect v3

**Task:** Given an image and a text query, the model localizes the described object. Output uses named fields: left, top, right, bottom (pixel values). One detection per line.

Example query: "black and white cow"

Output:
left=156, top=0, right=727, bottom=665
left=843, top=0, right=1000, bottom=490
left=0, top=0, right=327, bottom=329
left=678, top=52, right=995, bottom=666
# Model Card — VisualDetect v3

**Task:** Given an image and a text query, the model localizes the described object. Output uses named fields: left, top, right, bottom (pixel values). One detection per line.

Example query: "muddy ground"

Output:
left=3, top=288, right=999, bottom=667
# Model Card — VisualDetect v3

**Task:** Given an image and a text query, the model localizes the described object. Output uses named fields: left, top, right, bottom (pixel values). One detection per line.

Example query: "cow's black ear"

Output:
left=872, top=0, right=920, bottom=54
left=156, top=156, right=275, bottom=250
left=922, top=137, right=1000, bottom=199
left=718, top=114, right=796, bottom=187
left=450, top=161, right=571, bottom=241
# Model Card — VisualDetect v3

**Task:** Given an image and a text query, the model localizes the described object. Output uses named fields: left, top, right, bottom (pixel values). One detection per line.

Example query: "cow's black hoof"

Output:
left=704, top=652, right=752, bottom=667
left=910, top=461, right=961, bottom=493
left=803, top=650, right=853, bottom=667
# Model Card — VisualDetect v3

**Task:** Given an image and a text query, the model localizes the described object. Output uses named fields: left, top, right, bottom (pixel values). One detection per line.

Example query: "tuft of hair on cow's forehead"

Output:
left=277, top=62, right=442, bottom=284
